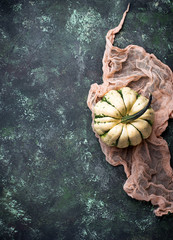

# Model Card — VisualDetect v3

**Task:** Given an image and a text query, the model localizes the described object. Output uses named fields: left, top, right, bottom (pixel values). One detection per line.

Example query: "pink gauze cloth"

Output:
left=87, top=4, right=173, bottom=216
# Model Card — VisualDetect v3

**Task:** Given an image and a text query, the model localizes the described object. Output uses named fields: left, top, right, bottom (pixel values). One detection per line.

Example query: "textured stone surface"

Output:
left=0, top=0, right=173, bottom=239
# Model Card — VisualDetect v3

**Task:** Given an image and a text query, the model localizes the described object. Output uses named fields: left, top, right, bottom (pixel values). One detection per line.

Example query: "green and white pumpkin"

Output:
left=94, top=87, right=154, bottom=148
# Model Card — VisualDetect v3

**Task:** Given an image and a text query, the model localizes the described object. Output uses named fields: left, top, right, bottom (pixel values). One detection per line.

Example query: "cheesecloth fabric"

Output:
left=87, top=4, right=173, bottom=216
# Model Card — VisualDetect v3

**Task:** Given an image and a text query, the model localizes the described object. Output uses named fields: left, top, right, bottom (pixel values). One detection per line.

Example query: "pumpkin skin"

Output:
left=94, top=87, right=154, bottom=148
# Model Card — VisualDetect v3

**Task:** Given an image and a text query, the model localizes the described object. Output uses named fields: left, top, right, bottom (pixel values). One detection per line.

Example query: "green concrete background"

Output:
left=0, top=0, right=173, bottom=239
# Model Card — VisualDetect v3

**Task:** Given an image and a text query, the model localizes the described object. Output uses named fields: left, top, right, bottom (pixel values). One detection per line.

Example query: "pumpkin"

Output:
left=93, top=87, right=154, bottom=148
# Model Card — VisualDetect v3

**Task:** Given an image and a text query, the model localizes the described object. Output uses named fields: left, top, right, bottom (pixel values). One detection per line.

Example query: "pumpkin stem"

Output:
left=121, top=94, right=152, bottom=123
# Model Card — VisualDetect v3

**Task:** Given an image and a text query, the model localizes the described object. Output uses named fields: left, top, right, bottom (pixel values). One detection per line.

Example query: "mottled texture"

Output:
left=0, top=0, right=173, bottom=239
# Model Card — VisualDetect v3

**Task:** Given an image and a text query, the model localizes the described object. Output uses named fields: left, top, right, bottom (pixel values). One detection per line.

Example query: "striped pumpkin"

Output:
left=94, top=87, right=154, bottom=148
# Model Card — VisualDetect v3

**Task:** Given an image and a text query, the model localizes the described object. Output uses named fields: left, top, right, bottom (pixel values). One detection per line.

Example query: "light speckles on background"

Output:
left=66, top=7, right=103, bottom=44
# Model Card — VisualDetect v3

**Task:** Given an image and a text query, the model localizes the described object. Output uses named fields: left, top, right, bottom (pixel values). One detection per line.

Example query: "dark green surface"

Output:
left=0, top=0, right=173, bottom=239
